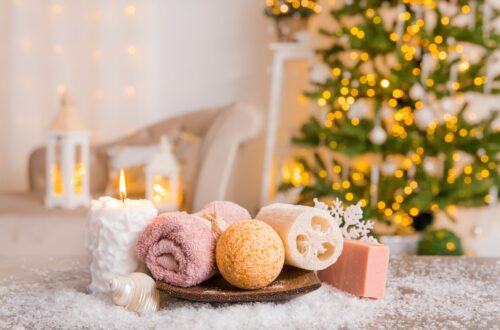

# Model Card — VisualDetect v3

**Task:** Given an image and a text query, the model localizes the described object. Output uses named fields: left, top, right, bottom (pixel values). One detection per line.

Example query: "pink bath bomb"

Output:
left=199, top=201, right=251, bottom=225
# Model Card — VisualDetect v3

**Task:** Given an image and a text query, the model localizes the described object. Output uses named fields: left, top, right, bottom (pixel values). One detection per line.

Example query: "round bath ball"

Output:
left=216, top=220, right=285, bottom=290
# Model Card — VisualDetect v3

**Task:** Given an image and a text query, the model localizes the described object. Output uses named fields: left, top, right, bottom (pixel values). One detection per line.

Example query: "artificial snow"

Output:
left=1, top=257, right=499, bottom=329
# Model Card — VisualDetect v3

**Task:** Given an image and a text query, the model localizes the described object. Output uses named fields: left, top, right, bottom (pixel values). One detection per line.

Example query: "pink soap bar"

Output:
left=317, top=239, right=389, bottom=299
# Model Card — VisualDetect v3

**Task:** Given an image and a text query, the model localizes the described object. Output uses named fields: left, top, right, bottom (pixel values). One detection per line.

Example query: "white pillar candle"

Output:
left=87, top=196, right=158, bottom=293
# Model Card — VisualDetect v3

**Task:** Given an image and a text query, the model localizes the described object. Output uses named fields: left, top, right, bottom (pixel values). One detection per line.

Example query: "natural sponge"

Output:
left=216, top=220, right=285, bottom=290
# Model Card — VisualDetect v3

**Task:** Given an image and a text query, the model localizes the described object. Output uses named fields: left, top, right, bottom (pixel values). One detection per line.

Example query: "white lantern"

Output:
left=146, top=136, right=181, bottom=212
left=45, top=93, right=90, bottom=209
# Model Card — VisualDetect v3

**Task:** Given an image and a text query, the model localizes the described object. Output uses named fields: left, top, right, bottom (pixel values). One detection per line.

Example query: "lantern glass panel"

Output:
left=73, top=144, right=84, bottom=195
left=152, top=175, right=173, bottom=204
left=52, top=142, right=64, bottom=196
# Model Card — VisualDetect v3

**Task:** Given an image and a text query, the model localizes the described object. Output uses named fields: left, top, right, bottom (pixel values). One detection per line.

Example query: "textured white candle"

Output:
left=87, top=197, right=158, bottom=294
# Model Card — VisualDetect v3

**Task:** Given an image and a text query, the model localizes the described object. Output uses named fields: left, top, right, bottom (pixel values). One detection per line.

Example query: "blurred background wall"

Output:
left=3, top=1, right=496, bottom=213
left=0, top=1, right=271, bottom=211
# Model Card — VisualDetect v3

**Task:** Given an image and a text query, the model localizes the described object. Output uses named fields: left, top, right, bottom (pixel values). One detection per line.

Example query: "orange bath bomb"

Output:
left=216, top=220, right=285, bottom=290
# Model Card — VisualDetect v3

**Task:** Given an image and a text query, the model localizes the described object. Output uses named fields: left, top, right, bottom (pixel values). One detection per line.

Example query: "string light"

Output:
left=20, top=37, right=32, bottom=49
left=53, top=45, right=63, bottom=54
left=474, top=77, right=486, bottom=86
left=91, top=50, right=102, bottom=61
left=458, top=61, right=470, bottom=72
left=438, top=51, right=447, bottom=60
left=125, top=4, right=137, bottom=15
left=56, top=84, right=65, bottom=94
left=95, top=89, right=104, bottom=100
left=127, top=45, right=137, bottom=55
left=409, top=207, right=419, bottom=216
left=124, top=86, right=136, bottom=96
left=392, top=89, right=404, bottom=98
left=351, top=172, right=363, bottom=181
left=484, top=194, right=492, bottom=204
left=399, top=11, right=411, bottom=21
left=332, top=67, right=341, bottom=76
left=444, top=133, right=454, bottom=143
left=51, top=3, right=61, bottom=14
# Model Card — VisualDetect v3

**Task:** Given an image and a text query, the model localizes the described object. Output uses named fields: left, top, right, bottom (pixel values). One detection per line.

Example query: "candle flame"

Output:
left=119, top=168, right=127, bottom=202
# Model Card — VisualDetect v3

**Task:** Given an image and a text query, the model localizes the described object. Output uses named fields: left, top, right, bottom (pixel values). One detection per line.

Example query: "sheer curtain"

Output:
left=0, top=0, right=149, bottom=190
left=0, top=0, right=271, bottom=192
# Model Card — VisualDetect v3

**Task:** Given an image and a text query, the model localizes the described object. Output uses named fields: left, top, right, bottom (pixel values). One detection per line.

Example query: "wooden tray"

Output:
left=156, top=266, right=321, bottom=303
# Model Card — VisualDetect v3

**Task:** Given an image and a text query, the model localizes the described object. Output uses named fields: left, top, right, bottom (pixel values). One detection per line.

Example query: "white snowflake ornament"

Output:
left=313, top=198, right=378, bottom=244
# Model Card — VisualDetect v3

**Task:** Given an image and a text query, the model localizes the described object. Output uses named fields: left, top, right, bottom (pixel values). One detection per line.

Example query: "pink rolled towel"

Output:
left=136, top=201, right=251, bottom=287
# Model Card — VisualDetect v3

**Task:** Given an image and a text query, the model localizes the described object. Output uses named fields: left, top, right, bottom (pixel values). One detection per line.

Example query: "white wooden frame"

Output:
left=260, top=42, right=314, bottom=206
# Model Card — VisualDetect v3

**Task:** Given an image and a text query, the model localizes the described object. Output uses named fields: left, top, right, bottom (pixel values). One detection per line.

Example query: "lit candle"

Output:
left=87, top=169, right=158, bottom=294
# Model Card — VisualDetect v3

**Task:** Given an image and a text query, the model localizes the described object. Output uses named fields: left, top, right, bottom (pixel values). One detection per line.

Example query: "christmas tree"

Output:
left=280, top=0, right=500, bottom=232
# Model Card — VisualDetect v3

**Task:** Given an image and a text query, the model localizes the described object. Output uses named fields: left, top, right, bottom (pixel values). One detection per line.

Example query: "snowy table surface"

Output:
left=0, top=256, right=499, bottom=330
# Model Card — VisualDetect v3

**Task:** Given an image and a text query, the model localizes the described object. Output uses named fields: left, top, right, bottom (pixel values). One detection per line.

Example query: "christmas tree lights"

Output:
left=281, top=0, right=500, bottom=232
